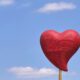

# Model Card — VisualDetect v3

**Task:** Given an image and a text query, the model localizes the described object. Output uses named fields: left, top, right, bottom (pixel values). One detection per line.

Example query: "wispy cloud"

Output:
left=0, top=0, right=14, bottom=6
left=37, top=2, right=76, bottom=13
left=8, top=66, right=58, bottom=78
left=64, top=71, right=80, bottom=76
left=17, top=3, right=31, bottom=9
left=21, top=3, right=31, bottom=7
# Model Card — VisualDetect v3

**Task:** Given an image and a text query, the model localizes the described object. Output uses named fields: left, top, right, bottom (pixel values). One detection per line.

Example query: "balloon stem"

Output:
left=59, top=70, right=62, bottom=80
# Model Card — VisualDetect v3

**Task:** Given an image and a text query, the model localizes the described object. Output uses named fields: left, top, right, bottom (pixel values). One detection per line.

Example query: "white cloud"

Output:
left=37, top=2, right=76, bottom=13
left=8, top=66, right=58, bottom=78
left=0, top=0, right=14, bottom=6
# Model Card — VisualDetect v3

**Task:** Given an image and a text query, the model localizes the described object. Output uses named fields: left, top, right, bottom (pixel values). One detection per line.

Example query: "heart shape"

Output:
left=40, top=30, right=80, bottom=71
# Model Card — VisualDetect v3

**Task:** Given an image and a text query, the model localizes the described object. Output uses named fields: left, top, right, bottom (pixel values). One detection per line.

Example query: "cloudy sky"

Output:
left=0, top=0, right=80, bottom=80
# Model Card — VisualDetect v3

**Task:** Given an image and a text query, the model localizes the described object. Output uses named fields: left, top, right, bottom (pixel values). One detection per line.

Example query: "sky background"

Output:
left=0, top=0, right=80, bottom=80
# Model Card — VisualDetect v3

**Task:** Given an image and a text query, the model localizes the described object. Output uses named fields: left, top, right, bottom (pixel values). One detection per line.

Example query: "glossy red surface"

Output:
left=40, top=30, right=80, bottom=71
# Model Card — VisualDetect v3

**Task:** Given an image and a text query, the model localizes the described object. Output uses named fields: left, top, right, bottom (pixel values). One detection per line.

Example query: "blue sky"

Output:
left=0, top=0, right=80, bottom=80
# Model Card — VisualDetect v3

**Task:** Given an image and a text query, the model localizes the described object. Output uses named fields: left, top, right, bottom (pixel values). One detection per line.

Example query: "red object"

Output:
left=40, top=30, right=80, bottom=71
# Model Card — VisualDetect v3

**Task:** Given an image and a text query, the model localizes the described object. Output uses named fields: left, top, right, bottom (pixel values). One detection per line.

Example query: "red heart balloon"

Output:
left=40, top=30, right=80, bottom=71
